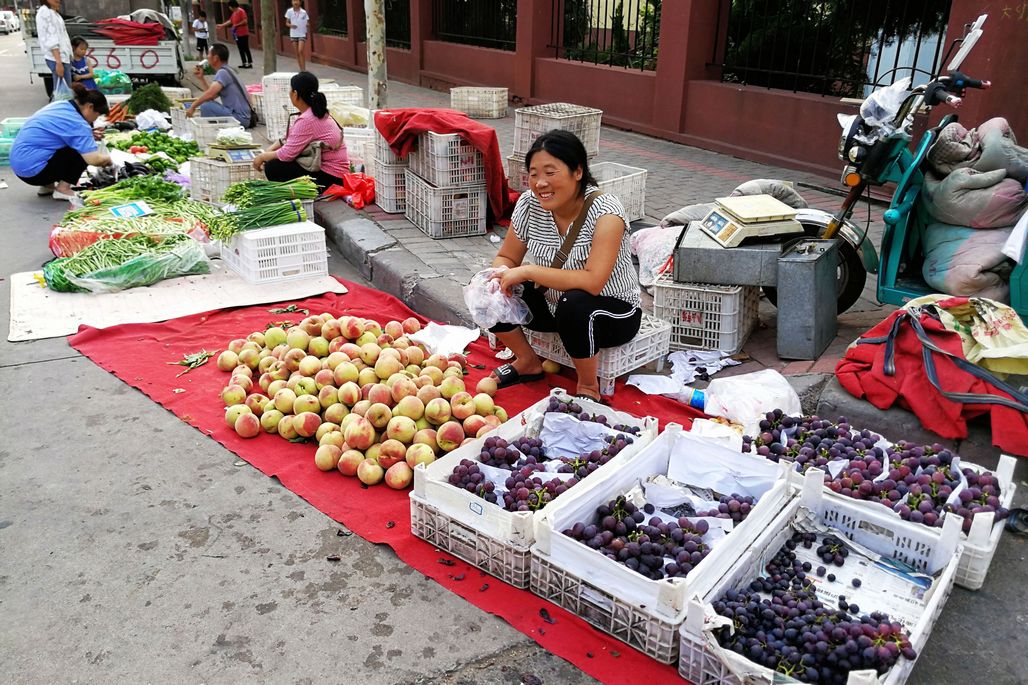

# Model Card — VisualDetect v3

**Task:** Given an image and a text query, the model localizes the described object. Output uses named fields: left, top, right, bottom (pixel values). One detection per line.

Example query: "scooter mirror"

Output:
left=947, top=14, right=987, bottom=71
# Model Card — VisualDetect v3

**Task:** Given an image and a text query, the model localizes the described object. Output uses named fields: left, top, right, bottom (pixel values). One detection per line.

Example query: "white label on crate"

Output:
left=680, top=309, right=704, bottom=326
left=452, top=198, right=470, bottom=220
left=467, top=501, right=484, bottom=517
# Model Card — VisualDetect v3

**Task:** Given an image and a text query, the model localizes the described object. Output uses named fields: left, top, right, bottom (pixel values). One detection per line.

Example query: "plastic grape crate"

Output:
left=513, top=102, right=602, bottom=158
left=410, top=388, right=657, bottom=588
left=374, top=163, right=407, bottom=214
left=403, top=170, right=487, bottom=239
left=678, top=472, right=963, bottom=685
left=525, top=314, right=672, bottom=396
left=450, top=87, right=508, bottom=119
left=1, top=117, right=29, bottom=137
left=407, top=130, right=486, bottom=189
left=189, top=116, right=240, bottom=151
left=783, top=454, right=1017, bottom=591
left=592, top=161, right=647, bottom=222
left=188, top=157, right=263, bottom=204
left=530, top=426, right=792, bottom=663
left=220, top=220, right=327, bottom=285
left=170, top=100, right=196, bottom=135
left=652, top=275, right=760, bottom=354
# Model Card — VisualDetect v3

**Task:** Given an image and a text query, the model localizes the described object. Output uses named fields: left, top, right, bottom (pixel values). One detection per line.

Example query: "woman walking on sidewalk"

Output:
left=218, top=0, right=252, bottom=68
left=36, top=0, right=73, bottom=95
left=284, top=0, right=310, bottom=72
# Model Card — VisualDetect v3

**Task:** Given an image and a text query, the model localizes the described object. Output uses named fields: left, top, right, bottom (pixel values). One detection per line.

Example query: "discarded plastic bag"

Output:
left=324, top=173, right=375, bottom=209
left=463, top=267, right=532, bottom=330
left=703, top=369, right=801, bottom=437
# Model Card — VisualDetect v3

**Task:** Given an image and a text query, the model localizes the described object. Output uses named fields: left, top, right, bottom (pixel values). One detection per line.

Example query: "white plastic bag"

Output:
left=703, top=369, right=801, bottom=437
left=135, top=109, right=171, bottom=131
left=860, top=77, right=912, bottom=134
left=52, top=78, right=73, bottom=102
left=216, top=126, right=253, bottom=146
left=462, top=267, right=532, bottom=330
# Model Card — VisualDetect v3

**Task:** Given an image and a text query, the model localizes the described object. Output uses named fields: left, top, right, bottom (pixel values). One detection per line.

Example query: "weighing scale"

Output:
left=699, top=194, right=805, bottom=248
left=208, top=145, right=262, bottom=164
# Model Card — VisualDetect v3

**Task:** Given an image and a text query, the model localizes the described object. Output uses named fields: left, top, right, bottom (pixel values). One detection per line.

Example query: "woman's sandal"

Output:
left=492, top=363, right=544, bottom=389
left=574, top=392, right=609, bottom=406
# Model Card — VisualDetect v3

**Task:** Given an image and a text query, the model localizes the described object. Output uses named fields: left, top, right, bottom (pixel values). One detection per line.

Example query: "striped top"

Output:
left=511, top=186, right=641, bottom=313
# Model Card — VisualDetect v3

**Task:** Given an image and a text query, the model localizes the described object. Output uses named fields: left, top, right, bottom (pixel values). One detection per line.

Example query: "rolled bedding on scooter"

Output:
left=922, top=167, right=1028, bottom=228
left=922, top=222, right=1015, bottom=301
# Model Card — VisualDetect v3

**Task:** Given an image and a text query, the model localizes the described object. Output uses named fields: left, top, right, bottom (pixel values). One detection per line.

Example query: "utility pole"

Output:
left=365, top=0, right=386, bottom=108
left=178, top=0, right=191, bottom=61
left=204, top=0, right=216, bottom=44
left=261, top=0, right=277, bottom=73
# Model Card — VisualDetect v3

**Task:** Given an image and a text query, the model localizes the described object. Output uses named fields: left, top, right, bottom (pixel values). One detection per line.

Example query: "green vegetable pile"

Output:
left=80, top=176, right=185, bottom=205
left=222, top=177, right=319, bottom=208
left=107, top=131, right=200, bottom=163
left=127, top=83, right=174, bottom=114
left=43, top=234, right=209, bottom=293
left=209, top=200, right=308, bottom=241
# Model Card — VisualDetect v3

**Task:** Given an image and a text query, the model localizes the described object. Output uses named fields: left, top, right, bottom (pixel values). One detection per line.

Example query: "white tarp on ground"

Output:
left=8, top=261, right=347, bottom=341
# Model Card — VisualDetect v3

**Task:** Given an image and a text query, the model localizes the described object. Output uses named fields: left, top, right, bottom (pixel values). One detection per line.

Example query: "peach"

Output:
left=424, top=397, right=452, bottom=426
left=385, top=415, right=417, bottom=444
left=405, top=442, right=437, bottom=468
left=283, top=347, right=307, bottom=373
left=267, top=379, right=288, bottom=397
left=298, top=355, right=323, bottom=378
left=424, top=354, right=448, bottom=372
left=323, top=402, right=349, bottom=425
left=293, top=411, right=322, bottom=438
left=402, top=317, right=422, bottom=334
left=339, top=414, right=359, bottom=433
left=416, top=384, right=442, bottom=405
left=294, top=377, right=318, bottom=397
left=358, top=342, right=381, bottom=366
left=244, top=393, right=268, bottom=417
left=318, top=385, right=339, bottom=409
left=365, top=402, right=393, bottom=430
left=341, top=316, right=366, bottom=341
left=420, top=366, right=444, bottom=386
left=356, top=331, right=378, bottom=347
left=260, top=408, right=284, bottom=433
left=333, top=361, right=360, bottom=386
left=377, top=439, right=407, bottom=469
left=337, top=449, right=364, bottom=476
left=357, top=367, right=379, bottom=387
left=384, top=320, right=404, bottom=340
left=327, top=337, right=346, bottom=354
left=344, top=416, right=377, bottom=450
left=393, top=395, right=425, bottom=422
left=473, top=393, right=495, bottom=416
left=476, top=376, right=498, bottom=397
left=231, top=374, right=254, bottom=394
left=227, top=338, right=248, bottom=355
left=482, top=414, right=503, bottom=430
left=258, top=355, right=277, bottom=374
left=300, top=315, right=324, bottom=337
left=315, top=422, right=339, bottom=443
left=439, top=376, right=466, bottom=400
left=350, top=399, right=372, bottom=417
left=357, top=458, right=385, bottom=485
left=258, top=372, right=274, bottom=394
left=337, top=381, right=362, bottom=407
left=390, top=377, right=418, bottom=403
left=321, top=318, right=343, bottom=341
left=293, top=394, right=321, bottom=415
left=319, top=429, right=346, bottom=449
left=307, top=336, right=330, bottom=359
left=225, top=404, right=252, bottom=428
left=222, top=384, right=247, bottom=407
left=476, top=424, right=493, bottom=438
left=367, top=383, right=393, bottom=407
left=449, top=391, right=475, bottom=421
left=286, top=327, right=310, bottom=351
left=314, top=444, right=342, bottom=471
left=385, top=461, right=414, bottom=489
left=494, top=406, right=509, bottom=422
left=277, top=415, right=299, bottom=440
left=234, top=412, right=261, bottom=439
left=443, top=366, right=465, bottom=379
left=273, top=388, right=298, bottom=414
left=374, top=355, right=403, bottom=380
left=216, top=350, right=239, bottom=372
left=448, top=352, right=468, bottom=368
left=365, top=442, right=382, bottom=464
left=463, top=414, right=488, bottom=438
left=415, top=417, right=430, bottom=431
left=436, top=421, right=466, bottom=452
left=413, top=428, right=438, bottom=453
left=263, top=326, right=287, bottom=349
left=404, top=346, right=425, bottom=366
left=268, top=362, right=290, bottom=382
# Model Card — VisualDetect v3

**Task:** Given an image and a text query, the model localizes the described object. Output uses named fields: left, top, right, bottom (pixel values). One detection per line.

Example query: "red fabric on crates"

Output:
left=835, top=305, right=1028, bottom=454
left=94, top=19, right=167, bottom=45
left=374, top=108, right=514, bottom=220
left=68, top=279, right=703, bottom=685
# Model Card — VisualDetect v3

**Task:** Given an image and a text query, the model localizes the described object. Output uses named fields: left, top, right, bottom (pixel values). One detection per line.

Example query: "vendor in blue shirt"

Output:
left=185, top=43, right=253, bottom=128
left=10, top=83, right=112, bottom=201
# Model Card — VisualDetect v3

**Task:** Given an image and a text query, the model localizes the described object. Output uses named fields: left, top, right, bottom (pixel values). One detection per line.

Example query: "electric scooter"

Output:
left=826, top=14, right=1027, bottom=318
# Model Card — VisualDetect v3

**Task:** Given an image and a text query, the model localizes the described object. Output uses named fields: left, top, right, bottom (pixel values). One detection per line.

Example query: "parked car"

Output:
left=0, top=10, right=20, bottom=33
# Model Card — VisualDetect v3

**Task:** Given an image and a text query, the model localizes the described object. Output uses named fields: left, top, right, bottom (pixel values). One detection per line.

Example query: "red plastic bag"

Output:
left=324, top=173, right=376, bottom=210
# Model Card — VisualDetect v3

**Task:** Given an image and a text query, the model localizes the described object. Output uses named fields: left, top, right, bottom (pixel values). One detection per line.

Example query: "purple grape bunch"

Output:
left=711, top=531, right=917, bottom=683
left=562, top=496, right=712, bottom=581
left=556, top=432, right=635, bottom=476
left=697, top=493, right=758, bottom=524
left=447, top=459, right=498, bottom=504
left=545, top=396, right=642, bottom=436
left=502, top=466, right=577, bottom=512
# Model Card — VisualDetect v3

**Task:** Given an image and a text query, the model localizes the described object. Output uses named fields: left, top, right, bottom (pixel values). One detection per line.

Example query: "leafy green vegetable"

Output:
left=107, top=131, right=200, bottom=164
left=127, top=83, right=174, bottom=115
left=209, top=200, right=308, bottom=241
left=222, top=177, right=319, bottom=208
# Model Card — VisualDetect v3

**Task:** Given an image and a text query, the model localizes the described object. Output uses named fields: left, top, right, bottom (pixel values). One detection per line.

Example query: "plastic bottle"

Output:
left=681, top=387, right=705, bottom=411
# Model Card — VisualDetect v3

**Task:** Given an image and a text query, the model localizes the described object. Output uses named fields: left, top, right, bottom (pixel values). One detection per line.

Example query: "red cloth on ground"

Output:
left=835, top=307, right=1028, bottom=454
left=374, top=108, right=514, bottom=220
left=68, top=279, right=705, bottom=685
left=94, top=19, right=167, bottom=45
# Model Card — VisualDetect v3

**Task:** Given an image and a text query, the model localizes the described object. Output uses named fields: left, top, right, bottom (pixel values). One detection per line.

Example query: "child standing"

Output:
left=70, top=37, right=97, bottom=91
left=284, top=0, right=310, bottom=72
left=192, top=11, right=209, bottom=57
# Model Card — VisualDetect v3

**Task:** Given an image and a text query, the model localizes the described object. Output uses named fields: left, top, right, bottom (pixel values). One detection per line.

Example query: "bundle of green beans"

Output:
left=209, top=200, right=308, bottom=241
left=222, top=177, right=318, bottom=208
left=44, top=234, right=206, bottom=293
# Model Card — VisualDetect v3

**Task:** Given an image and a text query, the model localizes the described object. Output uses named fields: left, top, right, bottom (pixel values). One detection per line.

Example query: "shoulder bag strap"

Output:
left=549, top=191, right=602, bottom=271
left=223, top=66, right=255, bottom=112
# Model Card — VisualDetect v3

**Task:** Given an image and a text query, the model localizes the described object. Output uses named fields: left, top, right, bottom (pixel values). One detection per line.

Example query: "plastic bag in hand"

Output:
left=463, top=268, right=532, bottom=330
left=52, top=78, right=73, bottom=102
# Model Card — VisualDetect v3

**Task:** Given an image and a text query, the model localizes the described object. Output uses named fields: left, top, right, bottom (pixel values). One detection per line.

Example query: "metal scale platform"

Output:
left=207, top=145, right=262, bottom=164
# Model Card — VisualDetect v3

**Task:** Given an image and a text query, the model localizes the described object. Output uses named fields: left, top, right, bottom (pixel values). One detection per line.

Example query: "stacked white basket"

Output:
left=450, top=87, right=508, bottom=119
left=374, top=124, right=408, bottom=214
left=262, top=72, right=299, bottom=142
left=189, top=157, right=263, bottom=204
left=404, top=130, right=488, bottom=238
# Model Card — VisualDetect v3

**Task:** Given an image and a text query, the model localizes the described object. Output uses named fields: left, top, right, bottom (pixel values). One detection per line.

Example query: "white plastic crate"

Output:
left=189, top=157, right=263, bottom=204
left=169, top=99, right=195, bottom=135
left=323, top=84, right=365, bottom=108
left=0, top=137, right=12, bottom=166
left=375, top=124, right=407, bottom=165
left=408, top=131, right=486, bottom=188
left=1, top=116, right=30, bottom=137
left=261, top=71, right=298, bottom=101
left=221, top=220, right=328, bottom=284
left=525, top=313, right=672, bottom=396
left=404, top=170, right=487, bottom=239
left=105, top=93, right=131, bottom=108
left=450, top=86, right=508, bottom=119
left=190, top=116, right=240, bottom=150
left=411, top=388, right=658, bottom=588
left=343, top=126, right=375, bottom=174
left=513, top=102, right=603, bottom=158
left=263, top=97, right=298, bottom=143
left=653, top=275, right=759, bottom=354
left=161, top=86, right=192, bottom=100
left=531, top=426, right=792, bottom=663
left=783, top=454, right=1017, bottom=591
left=375, top=163, right=407, bottom=214
left=250, top=91, right=264, bottom=123
left=678, top=472, right=963, bottom=685
left=507, top=153, right=528, bottom=192
left=592, top=161, right=646, bottom=222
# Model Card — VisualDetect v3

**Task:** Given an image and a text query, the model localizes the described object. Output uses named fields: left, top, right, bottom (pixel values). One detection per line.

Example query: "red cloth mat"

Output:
left=69, top=279, right=704, bottom=684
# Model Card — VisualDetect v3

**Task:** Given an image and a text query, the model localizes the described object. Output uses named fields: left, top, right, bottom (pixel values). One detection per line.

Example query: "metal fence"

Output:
left=354, top=0, right=411, bottom=49
left=432, top=0, right=517, bottom=51
left=715, top=0, right=951, bottom=97
left=313, top=0, right=347, bottom=37
left=549, top=0, right=661, bottom=71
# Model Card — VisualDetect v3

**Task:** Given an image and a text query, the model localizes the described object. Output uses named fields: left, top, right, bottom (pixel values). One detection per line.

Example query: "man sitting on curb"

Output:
left=186, top=43, right=253, bottom=128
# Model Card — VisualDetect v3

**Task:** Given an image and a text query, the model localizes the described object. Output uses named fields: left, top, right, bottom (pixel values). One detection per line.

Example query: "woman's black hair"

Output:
left=290, top=71, right=328, bottom=119
left=70, top=82, right=109, bottom=115
left=71, top=36, right=88, bottom=49
left=199, top=10, right=207, bottom=17
left=228, top=0, right=238, bottom=7
left=524, top=130, right=596, bottom=196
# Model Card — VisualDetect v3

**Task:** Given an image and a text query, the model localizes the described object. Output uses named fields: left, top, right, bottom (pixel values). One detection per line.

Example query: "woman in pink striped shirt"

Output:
left=252, top=72, right=348, bottom=188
